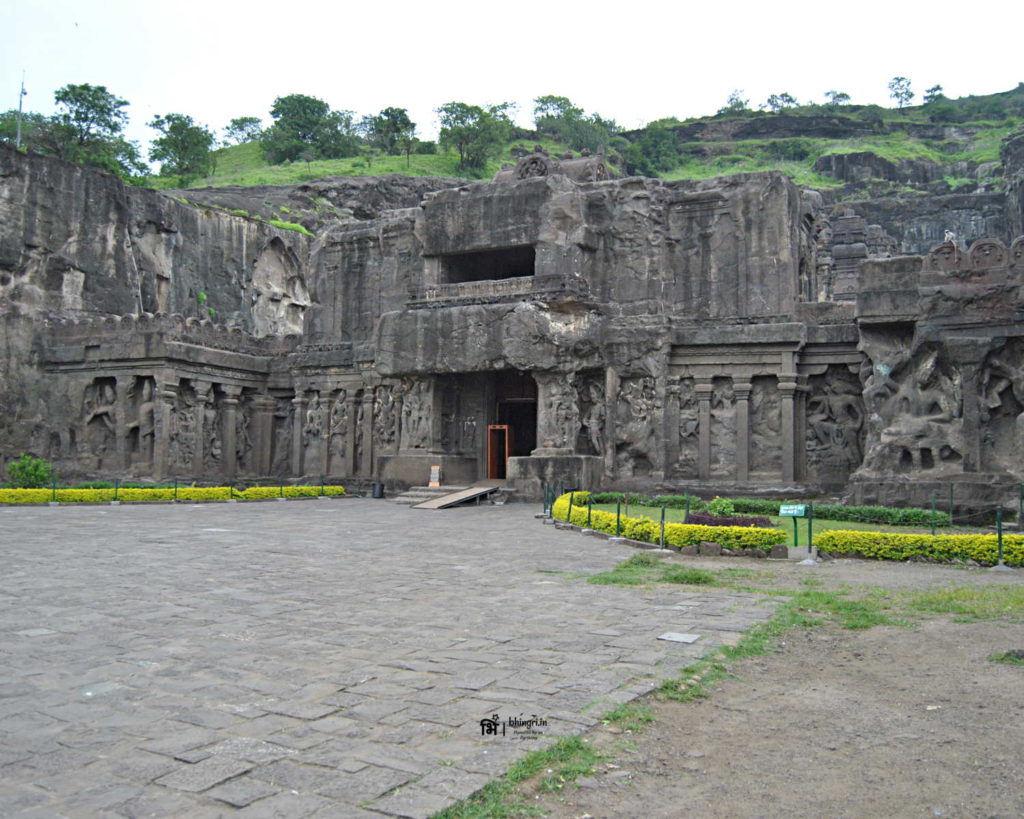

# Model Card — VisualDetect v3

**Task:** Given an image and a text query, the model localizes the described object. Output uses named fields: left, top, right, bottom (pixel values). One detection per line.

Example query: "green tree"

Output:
left=362, top=107, right=415, bottom=155
left=888, top=76, right=914, bottom=110
left=149, top=113, right=216, bottom=186
left=823, top=90, right=851, bottom=108
left=223, top=116, right=262, bottom=145
left=36, top=83, right=145, bottom=179
left=717, top=90, right=750, bottom=116
left=260, top=94, right=360, bottom=164
left=532, top=95, right=619, bottom=154
left=923, top=84, right=945, bottom=103
left=436, top=101, right=514, bottom=172
left=625, top=124, right=679, bottom=176
left=764, top=92, right=798, bottom=112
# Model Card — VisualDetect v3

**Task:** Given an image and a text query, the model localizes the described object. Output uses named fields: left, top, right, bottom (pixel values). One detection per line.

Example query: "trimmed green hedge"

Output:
left=0, top=485, right=346, bottom=504
left=552, top=493, right=786, bottom=552
left=730, top=497, right=950, bottom=527
left=815, top=530, right=1023, bottom=567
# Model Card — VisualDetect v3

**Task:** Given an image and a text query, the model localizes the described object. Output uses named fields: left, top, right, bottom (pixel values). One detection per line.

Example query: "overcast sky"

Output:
left=2, top=0, right=1021, bottom=155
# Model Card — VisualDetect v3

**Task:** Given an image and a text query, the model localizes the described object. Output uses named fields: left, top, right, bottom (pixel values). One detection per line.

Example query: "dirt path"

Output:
left=525, top=558, right=1024, bottom=819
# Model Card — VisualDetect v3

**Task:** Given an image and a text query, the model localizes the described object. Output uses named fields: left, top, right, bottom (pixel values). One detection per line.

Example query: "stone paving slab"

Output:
left=0, top=500, right=782, bottom=816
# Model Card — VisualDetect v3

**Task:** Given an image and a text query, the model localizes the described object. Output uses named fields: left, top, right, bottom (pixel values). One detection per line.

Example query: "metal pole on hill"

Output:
left=948, top=484, right=954, bottom=525
left=988, top=508, right=1013, bottom=572
left=931, top=492, right=937, bottom=536
left=807, top=503, right=814, bottom=557
left=660, top=505, right=666, bottom=549
left=616, top=501, right=621, bottom=537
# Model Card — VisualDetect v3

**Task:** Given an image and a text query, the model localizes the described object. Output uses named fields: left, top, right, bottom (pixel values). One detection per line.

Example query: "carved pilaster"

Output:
left=221, top=385, right=242, bottom=480
left=193, top=381, right=212, bottom=479
left=696, top=378, right=714, bottom=480
left=251, top=394, right=277, bottom=476
left=778, top=375, right=798, bottom=483
left=153, top=380, right=177, bottom=480
left=291, top=394, right=307, bottom=477
left=665, top=384, right=681, bottom=470
left=360, top=390, right=374, bottom=475
left=533, top=371, right=576, bottom=456
left=733, top=381, right=752, bottom=483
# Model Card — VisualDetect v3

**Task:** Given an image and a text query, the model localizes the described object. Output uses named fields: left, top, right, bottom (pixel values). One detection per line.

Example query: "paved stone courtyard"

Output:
left=0, top=499, right=782, bottom=817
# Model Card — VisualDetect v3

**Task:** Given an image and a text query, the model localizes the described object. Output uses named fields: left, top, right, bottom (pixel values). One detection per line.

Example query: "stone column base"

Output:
left=507, top=455, right=604, bottom=501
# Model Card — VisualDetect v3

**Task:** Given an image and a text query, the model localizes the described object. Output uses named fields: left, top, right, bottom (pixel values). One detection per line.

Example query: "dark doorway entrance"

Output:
left=488, top=371, right=537, bottom=478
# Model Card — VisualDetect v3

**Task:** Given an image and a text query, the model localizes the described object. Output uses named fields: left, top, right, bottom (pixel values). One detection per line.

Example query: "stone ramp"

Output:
left=412, top=485, right=500, bottom=509
left=391, top=485, right=470, bottom=506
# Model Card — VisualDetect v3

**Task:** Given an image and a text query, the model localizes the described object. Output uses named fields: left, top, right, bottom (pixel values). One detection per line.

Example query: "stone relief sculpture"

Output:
left=235, top=400, right=253, bottom=469
left=126, top=377, right=156, bottom=466
left=354, top=397, right=365, bottom=468
left=202, top=394, right=222, bottom=470
left=328, top=390, right=348, bottom=469
left=860, top=347, right=963, bottom=475
left=373, top=385, right=397, bottom=450
left=750, top=377, right=781, bottom=475
left=400, top=380, right=430, bottom=450
left=83, top=379, right=117, bottom=462
left=615, top=376, right=658, bottom=476
left=579, top=380, right=605, bottom=456
left=805, top=369, right=865, bottom=482
left=709, top=379, right=736, bottom=478
left=168, top=384, right=195, bottom=470
left=676, top=379, right=698, bottom=475
left=981, top=340, right=1024, bottom=472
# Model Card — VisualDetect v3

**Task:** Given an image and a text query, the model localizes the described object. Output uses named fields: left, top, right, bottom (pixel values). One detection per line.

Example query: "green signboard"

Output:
left=779, top=504, right=806, bottom=517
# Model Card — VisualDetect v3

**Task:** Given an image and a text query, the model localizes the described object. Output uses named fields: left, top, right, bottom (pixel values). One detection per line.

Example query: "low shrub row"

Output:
left=553, top=493, right=786, bottom=552
left=0, top=485, right=347, bottom=504
left=571, top=491, right=950, bottom=528
left=815, top=530, right=1023, bottom=567
left=684, top=511, right=773, bottom=528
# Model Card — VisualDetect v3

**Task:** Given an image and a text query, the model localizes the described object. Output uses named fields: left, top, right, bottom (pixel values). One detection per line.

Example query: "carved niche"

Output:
left=576, top=374, right=605, bottom=457
left=82, top=377, right=118, bottom=469
left=614, top=376, right=658, bottom=476
left=709, top=378, right=736, bottom=479
left=981, top=338, right=1024, bottom=475
left=168, top=381, right=197, bottom=472
left=675, top=378, right=698, bottom=477
left=327, top=389, right=349, bottom=473
left=270, top=397, right=293, bottom=476
left=804, top=367, right=865, bottom=483
left=126, top=376, right=157, bottom=468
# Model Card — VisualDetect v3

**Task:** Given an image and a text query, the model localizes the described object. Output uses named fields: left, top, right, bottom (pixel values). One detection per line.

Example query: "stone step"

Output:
left=391, top=485, right=470, bottom=504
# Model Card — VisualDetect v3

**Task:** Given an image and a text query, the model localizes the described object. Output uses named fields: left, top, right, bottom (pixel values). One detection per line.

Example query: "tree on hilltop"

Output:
left=149, top=113, right=216, bottom=186
left=532, top=94, right=619, bottom=154
left=888, top=77, right=914, bottom=111
left=223, top=116, right=262, bottom=145
left=437, top=101, right=514, bottom=173
left=824, top=90, right=851, bottom=109
left=260, top=94, right=360, bottom=164
left=362, top=107, right=415, bottom=155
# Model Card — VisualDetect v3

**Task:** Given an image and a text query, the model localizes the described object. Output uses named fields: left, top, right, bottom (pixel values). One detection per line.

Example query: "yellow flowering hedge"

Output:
left=0, top=485, right=346, bottom=504
left=552, top=492, right=785, bottom=551
left=815, top=530, right=1024, bottom=567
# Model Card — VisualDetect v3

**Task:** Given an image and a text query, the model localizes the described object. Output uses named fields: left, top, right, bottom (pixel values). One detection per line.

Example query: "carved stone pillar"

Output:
left=696, top=378, right=714, bottom=480
left=778, top=375, right=798, bottom=483
left=193, top=381, right=212, bottom=479
left=948, top=339, right=988, bottom=473
left=221, top=385, right=242, bottom=480
left=795, top=379, right=808, bottom=481
left=251, top=394, right=277, bottom=476
left=153, top=380, right=177, bottom=480
left=604, top=368, right=619, bottom=476
left=360, top=390, right=374, bottom=475
left=113, top=376, right=129, bottom=471
left=291, top=393, right=307, bottom=477
left=733, top=381, right=752, bottom=483
left=345, top=392, right=359, bottom=476
left=665, top=384, right=681, bottom=471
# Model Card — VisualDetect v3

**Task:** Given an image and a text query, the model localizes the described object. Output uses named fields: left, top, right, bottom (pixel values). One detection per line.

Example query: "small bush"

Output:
left=6, top=453, right=54, bottom=488
left=650, top=494, right=705, bottom=510
left=708, top=497, right=735, bottom=517
left=662, top=567, right=717, bottom=585
left=685, top=511, right=773, bottom=528
left=592, top=491, right=626, bottom=504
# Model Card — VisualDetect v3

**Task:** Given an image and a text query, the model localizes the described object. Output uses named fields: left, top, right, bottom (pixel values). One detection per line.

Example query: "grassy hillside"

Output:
left=145, top=84, right=1023, bottom=196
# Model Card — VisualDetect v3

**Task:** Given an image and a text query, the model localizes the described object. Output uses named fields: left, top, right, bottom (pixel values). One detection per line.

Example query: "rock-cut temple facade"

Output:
left=1, top=144, right=1023, bottom=508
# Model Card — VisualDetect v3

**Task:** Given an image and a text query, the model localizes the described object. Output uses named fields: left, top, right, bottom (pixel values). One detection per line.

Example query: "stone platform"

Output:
left=0, top=500, right=782, bottom=817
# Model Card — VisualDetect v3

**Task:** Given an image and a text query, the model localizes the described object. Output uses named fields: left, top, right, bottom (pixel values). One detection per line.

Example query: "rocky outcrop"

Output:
left=1003, top=128, right=1024, bottom=238
left=164, top=174, right=466, bottom=235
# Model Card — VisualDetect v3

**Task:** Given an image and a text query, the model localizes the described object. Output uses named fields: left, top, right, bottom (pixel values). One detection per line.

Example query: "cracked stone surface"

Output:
left=0, top=499, right=782, bottom=816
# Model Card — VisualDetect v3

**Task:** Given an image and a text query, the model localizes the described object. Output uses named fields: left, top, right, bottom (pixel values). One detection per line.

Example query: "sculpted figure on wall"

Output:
left=83, top=379, right=117, bottom=462
left=676, top=378, right=698, bottom=475
left=860, top=347, right=963, bottom=475
left=236, top=399, right=253, bottom=469
left=805, top=369, right=865, bottom=482
left=168, top=383, right=195, bottom=470
left=126, top=377, right=156, bottom=466
left=373, top=385, right=397, bottom=450
left=981, top=339, right=1024, bottom=474
left=750, top=377, right=781, bottom=475
left=615, top=376, right=658, bottom=476
left=400, top=379, right=430, bottom=450
left=202, top=392, right=222, bottom=470
left=579, top=380, right=605, bottom=456
left=710, top=378, right=736, bottom=478
left=328, top=389, right=348, bottom=468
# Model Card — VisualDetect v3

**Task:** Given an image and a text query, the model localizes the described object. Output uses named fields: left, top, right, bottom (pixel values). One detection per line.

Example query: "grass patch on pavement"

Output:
left=433, top=736, right=603, bottom=818
left=989, top=650, right=1024, bottom=666
left=904, top=585, right=1024, bottom=621
left=601, top=703, right=655, bottom=732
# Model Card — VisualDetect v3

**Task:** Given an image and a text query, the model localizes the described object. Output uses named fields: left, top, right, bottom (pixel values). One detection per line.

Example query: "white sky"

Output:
left=2, top=0, right=1021, bottom=157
